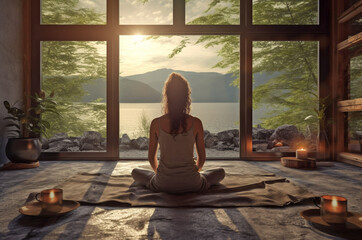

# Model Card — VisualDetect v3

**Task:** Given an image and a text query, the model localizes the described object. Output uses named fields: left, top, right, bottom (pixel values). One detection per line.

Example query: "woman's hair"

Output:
left=162, top=72, right=191, bottom=136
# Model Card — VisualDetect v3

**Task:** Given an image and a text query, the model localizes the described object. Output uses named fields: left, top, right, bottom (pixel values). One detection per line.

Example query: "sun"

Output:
left=132, top=34, right=145, bottom=43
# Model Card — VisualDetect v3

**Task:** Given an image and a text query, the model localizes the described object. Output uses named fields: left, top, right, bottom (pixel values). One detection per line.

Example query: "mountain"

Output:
left=82, top=78, right=161, bottom=103
left=120, top=68, right=239, bottom=102
left=81, top=69, right=273, bottom=103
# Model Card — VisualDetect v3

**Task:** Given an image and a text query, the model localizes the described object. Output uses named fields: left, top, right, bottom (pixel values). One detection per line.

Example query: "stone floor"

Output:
left=0, top=160, right=361, bottom=240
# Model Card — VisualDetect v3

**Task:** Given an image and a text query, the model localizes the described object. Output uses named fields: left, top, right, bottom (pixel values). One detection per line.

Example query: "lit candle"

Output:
left=296, top=148, right=308, bottom=159
left=321, top=195, right=347, bottom=224
left=36, top=189, right=63, bottom=213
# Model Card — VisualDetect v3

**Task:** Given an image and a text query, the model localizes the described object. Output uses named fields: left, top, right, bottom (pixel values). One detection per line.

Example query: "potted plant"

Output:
left=3, top=91, right=58, bottom=163
left=304, top=94, right=331, bottom=160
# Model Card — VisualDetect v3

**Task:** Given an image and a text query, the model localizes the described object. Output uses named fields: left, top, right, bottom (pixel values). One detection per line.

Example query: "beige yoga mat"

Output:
left=56, top=173, right=315, bottom=207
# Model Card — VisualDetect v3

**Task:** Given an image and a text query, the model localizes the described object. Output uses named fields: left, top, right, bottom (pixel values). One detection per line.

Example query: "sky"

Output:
left=74, top=0, right=232, bottom=76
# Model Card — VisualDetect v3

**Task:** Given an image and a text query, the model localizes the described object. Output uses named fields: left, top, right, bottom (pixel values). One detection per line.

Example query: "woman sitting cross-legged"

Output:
left=131, top=72, right=225, bottom=194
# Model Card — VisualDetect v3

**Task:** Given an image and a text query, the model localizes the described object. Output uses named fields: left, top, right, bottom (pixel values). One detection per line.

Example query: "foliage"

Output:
left=42, top=0, right=105, bottom=24
left=138, top=110, right=151, bottom=138
left=3, top=91, right=59, bottom=138
left=253, top=0, right=318, bottom=25
left=167, top=0, right=319, bottom=132
left=41, top=1, right=107, bottom=138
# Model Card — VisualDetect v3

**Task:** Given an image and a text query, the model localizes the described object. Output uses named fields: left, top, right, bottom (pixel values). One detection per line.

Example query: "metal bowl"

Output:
left=5, top=138, right=41, bottom=163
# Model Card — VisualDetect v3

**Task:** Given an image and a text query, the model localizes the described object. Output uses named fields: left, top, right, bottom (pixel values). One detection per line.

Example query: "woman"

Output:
left=132, top=72, right=225, bottom=194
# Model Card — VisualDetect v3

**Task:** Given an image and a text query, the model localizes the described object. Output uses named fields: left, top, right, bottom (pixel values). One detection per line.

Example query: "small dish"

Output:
left=300, top=209, right=362, bottom=230
left=19, top=200, right=80, bottom=217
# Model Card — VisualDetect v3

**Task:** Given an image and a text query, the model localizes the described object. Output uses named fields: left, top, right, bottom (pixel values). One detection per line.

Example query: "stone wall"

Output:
left=0, top=0, right=23, bottom=165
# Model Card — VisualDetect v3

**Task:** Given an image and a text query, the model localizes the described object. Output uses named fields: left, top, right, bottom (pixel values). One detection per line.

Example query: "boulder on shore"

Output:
left=270, top=125, right=303, bottom=147
left=131, top=137, right=149, bottom=150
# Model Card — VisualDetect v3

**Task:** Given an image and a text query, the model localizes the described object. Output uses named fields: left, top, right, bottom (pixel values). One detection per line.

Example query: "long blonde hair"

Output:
left=162, top=72, right=191, bottom=136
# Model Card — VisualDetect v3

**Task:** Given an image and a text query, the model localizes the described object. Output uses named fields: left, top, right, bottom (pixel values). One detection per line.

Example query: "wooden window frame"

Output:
left=333, top=0, right=362, bottom=166
left=25, top=0, right=331, bottom=161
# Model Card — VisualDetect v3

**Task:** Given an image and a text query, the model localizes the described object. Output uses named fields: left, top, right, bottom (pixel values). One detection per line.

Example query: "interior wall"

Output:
left=0, top=0, right=23, bottom=166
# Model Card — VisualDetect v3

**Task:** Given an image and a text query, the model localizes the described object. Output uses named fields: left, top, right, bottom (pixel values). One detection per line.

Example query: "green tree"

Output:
left=168, top=0, right=319, bottom=132
left=41, top=1, right=107, bottom=138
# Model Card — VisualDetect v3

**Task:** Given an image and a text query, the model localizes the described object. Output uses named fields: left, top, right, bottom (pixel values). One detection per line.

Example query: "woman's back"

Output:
left=147, top=115, right=209, bottom=194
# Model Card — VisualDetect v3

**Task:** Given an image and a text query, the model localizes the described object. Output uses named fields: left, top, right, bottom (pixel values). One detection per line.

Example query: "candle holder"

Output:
left=35, top=188, right=63, bottom=213
left=296, top=148, right=308, bottom=159
left=320, top=195, right=348, bottom=224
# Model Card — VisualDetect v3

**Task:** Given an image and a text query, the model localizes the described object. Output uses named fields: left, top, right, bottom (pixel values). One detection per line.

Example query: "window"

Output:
left=119, top=35, right=240, bottom=158
left=252, top=41, right=319, bottom=153
left=41, top=0, right=107, bottom=25
left=41, top=41, right=107, bottom=152
left=252, top=0, right=319, bottom=25
left=30, top=0, right=328, bottom=160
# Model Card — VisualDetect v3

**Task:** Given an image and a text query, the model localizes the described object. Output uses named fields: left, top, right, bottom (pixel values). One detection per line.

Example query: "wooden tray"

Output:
left=19, top=200, right=80, bottom=217
left=300, top=209, right=362, bottom=230
left=281, top=157, right=316, bottom=169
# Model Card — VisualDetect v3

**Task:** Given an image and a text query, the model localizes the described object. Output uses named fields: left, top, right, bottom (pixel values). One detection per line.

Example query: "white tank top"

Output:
left=147, top=117, right=208, bottom=194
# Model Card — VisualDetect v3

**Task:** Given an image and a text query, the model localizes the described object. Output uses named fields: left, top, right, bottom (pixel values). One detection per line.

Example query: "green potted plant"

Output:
left=3, top=91, right=58, bottom=163
left=304, top=94, right=331, bottom=160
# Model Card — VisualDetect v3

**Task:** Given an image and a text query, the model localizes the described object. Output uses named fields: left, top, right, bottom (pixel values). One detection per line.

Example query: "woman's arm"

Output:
left=194, top=117, right=206, bottom=172
left=148, top=118, right=159, bottom=172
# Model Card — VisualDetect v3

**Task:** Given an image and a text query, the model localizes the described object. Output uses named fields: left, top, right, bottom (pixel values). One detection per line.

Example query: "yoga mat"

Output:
left=55, top=173, right=315, bottom=207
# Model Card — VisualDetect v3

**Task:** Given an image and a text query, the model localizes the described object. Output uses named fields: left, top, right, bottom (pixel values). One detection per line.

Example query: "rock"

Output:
left=48, top=133, right=68, bottom=143
left=253, top=143, right=268, bottom=152
left=66, top=146, right=80, bottom=152
left=43, top=139, right=73, bottom=152
left=48, top=139, right=73, bottom=150
left=80, top=131, right=102, bottom=145
left=101, top=139, right=107, bottom=148
left=204, top=134, right=218, bottom=148
left=233, top=137, right=240, bottom=147
left=252, top=139, right=268, bottom=145
left=254, top=128, right=274, bottom=140
left=119, top=144, right=131, bottom=151
left=217, top=130, right=234, bottom=142
left=230, top=129, right=239, bottom=137
left=80, top=143, right=98, bottom=151
left=271, top=146, right=292, bottom=152
left=270, top=125, right=303, bottom=147
left=204, top=130, right=210, bottom=136
left=131, top=137, right=149, bottom=150
left=234, top=147, right=240, bottom=152
left=214, top=141, right=233, bottom=151
left=121, top=134, right=131, bottom=145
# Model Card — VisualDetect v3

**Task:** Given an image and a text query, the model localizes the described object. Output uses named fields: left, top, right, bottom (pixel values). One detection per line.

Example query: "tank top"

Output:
left=147, top=117, right=209, bottom=194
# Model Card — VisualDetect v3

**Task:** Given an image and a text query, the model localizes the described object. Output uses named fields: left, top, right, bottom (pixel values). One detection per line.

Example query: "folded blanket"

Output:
left=56, top=173, right=315, bottom=207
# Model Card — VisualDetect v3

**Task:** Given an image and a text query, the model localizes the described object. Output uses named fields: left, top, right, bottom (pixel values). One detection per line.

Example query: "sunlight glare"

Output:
left=132, top=35, right=145, bottom=43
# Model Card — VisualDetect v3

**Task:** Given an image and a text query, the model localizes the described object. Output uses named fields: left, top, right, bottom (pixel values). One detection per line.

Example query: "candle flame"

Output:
left=332, top=197, right=338, bottom=207
left=50, top=191, right=55, bottom=199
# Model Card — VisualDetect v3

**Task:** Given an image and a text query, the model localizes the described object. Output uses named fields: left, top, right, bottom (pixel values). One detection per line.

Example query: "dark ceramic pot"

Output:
left=5, top=138, right=41, bottom=163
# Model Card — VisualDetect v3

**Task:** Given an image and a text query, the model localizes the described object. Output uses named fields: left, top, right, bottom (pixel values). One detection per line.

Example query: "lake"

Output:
left=120, top=102, right=240, bottom=137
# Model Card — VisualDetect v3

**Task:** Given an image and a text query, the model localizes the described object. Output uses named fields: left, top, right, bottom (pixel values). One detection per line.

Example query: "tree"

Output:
left=41, top=0, right=107, bottom=137
left=168, top=0, right=319, bottom=132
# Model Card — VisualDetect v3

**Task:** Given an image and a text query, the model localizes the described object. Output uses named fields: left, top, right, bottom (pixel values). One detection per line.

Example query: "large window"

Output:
left=30, top=0, right=328, bottom=160
left=252, top=41, right=319, bottom=153
left=119, top=35, right=239, bottom=158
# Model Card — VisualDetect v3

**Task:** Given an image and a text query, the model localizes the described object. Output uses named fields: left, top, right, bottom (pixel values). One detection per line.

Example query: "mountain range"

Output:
left=82, top=68, right=272, bottom=103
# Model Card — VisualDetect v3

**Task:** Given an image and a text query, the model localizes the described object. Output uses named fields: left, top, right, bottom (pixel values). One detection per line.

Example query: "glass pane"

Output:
left=119, top=35, right=240, bottom=158
left=252, top=41, right=319, bottom=153
left=253, top=0, right=319, bottom=25
left=186, top=0, right=240, bottom=25
left=349, top=53, right=362, bottom=99
left=348, top=112, right=362, bottom=154
left=41, top=0, right=106, bottom=25
left=41, top=41, right=107, bottom=152
left=120, top=0, right=172, bottom=25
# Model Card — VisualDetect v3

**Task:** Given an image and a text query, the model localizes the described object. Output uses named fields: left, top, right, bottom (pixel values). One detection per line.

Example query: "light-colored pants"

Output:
left=131, top=167, right=225, bottom=188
